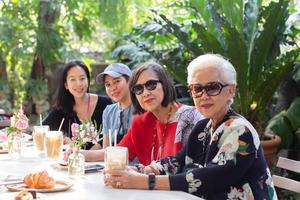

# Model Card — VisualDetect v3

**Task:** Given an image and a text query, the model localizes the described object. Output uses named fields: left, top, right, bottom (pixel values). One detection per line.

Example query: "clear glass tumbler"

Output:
left=105, top=146, right=128, bottom=170
left=45, top=131, right=63, bottom=160
left=33, top=125, right=49, bottom=151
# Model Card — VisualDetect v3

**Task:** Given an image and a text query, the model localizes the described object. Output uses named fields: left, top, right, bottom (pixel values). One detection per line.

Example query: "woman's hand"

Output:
left=144, top=164, right=159, bottom=175
left=104, top=166, right=148, bottom=189
left=63, top=148, right=73, bottom=161
left=63, top=136, right=72, bottom=144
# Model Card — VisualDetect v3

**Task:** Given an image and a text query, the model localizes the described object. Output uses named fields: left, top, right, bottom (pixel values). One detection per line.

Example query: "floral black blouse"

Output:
left=151, top=110, right=278, bottom=200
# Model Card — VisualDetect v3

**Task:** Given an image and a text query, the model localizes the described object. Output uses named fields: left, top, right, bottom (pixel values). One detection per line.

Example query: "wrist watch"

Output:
left=148, top=173, right=156, bottom=190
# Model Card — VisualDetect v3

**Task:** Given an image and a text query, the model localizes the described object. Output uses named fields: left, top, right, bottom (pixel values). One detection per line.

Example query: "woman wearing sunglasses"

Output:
left=118, top=62, right=203, bottom=165
left=104, top=54, right=277, bottom=200
left=68, top=62, right=203, bottom=164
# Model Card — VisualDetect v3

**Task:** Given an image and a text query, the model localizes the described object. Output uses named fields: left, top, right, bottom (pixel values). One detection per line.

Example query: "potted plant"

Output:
left=111, top=0, right=300, bottom=166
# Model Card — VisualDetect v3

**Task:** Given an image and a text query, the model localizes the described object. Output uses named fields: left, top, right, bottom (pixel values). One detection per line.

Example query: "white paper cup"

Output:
left=105, top=146, right=128, bottom=170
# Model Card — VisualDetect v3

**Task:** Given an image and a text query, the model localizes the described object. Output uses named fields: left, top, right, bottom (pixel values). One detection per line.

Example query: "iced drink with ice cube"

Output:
left=45, top=131, right=63, bottom=160
left=33, top=125, right=49, bottom=151
left=105, top=146, right=128, bottom=170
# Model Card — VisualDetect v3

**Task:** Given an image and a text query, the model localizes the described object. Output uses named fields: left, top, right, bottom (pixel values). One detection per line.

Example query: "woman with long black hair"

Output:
left=43, top=60, right=112, bottom=149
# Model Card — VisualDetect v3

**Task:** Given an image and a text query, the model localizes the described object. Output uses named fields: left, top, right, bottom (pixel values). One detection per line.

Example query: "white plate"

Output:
left=6, top=180, right=73, bottom=193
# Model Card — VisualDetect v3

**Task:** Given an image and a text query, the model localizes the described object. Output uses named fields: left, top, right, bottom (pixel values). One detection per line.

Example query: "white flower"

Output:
left=227, top=187, right=244, bottom=200
left=186, top=171, right=202, bottom=193
left=265, top=168, right=272, bottom=185
left=185, top=156, right=193, bottom=165
left=227, top=185, right=254, bottom=200
left=70, top=121, right=99, bottom=148
left=197, top=132, right=206, bottom=141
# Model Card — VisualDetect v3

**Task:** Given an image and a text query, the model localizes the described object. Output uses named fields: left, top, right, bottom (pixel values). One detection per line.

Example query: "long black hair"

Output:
left=53, top=60, right=90, bottom=116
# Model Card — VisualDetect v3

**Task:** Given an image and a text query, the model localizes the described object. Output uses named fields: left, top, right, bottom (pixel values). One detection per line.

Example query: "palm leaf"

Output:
left=252, top=49, right=299, bottom=121
left=250, top=0, right=289, bottom=89
left=243, top=0, right=262, bottom=61
left=163, top=61, right=187, bottom=85
left=217, top=0, right=244, bottom=34
left=189, top=0, right=219, bottom=37
left=158, top=14, right=202, bottom=57
left=286, top=97, right=300, bottom=129
left=221, top=21, right=249, bottom=115
left=192, top=23, right=225, bottom=54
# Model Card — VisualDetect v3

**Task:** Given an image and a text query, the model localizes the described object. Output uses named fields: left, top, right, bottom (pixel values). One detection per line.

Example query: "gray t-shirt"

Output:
left=101, top=103, right=133, bottom=143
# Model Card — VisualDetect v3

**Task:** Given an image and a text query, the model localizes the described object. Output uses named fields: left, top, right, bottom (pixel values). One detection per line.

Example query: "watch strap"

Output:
left=148, top=173, right=156, bottom=190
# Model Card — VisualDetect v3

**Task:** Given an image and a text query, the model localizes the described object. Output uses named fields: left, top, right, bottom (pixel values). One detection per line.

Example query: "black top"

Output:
left=43, top=95, right=112, bottom=149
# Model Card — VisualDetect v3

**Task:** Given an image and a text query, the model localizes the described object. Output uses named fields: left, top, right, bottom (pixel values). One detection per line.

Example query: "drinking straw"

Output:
left=108, top=129, right=112, bottom=147
left=39, top=114, right=42, bottom=127
left=58, top=118, right=65, bottom=132
left=114, top=129, right=117, bottom=147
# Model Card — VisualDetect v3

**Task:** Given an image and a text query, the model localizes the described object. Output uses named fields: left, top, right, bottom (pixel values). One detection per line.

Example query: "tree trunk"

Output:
left=0, top=50, right=7, bottom=78
left=27, top=0, right=60, bottom=115
left=31, top=53, right=45, bottom=79
left=30, top=0, right=59, bottom=79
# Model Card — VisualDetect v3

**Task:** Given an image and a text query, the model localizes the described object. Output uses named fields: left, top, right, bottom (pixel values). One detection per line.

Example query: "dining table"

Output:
left=0, top=138, right=203, bottom=200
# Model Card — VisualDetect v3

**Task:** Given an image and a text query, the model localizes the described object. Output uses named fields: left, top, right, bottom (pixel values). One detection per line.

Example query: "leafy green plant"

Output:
left=25, top=79, right=49, bottom=99
left=112, top=0, right=300, bottom=135
left=266, top=97, right=300, bottom=149
left=0, top=0, right=161, bottom=109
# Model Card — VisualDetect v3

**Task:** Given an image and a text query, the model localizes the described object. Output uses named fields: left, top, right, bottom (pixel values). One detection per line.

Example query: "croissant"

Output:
left=23, top=171, right=55, bottom=189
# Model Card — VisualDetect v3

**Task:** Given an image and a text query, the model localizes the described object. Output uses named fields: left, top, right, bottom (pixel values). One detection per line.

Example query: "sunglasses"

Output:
left=188, top=81, right=229, bottom=98
left=131, top=80, right=161, bottom=95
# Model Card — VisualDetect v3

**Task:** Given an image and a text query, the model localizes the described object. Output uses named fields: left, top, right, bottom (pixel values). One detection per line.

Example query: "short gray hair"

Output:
left=187, top=54, right=237, bottom=85
left=187, top=54, right=237, bottom=105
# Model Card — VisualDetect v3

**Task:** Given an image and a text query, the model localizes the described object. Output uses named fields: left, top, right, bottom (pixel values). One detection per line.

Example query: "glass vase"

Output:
left=8, top=133, right=22, bottom=159
left=68, top=147, right=85, bottom=177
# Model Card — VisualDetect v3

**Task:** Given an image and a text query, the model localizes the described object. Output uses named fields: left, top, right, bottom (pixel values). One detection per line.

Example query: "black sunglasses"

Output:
left=131, top=80, right=161, bottom=95
left=188, top=81, right=229, bottom=98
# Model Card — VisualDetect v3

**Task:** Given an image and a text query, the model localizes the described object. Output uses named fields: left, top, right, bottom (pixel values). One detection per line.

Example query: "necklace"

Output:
left=151, top=104, right=173, bottom=161
left=76, top=93, right=91, bottom=122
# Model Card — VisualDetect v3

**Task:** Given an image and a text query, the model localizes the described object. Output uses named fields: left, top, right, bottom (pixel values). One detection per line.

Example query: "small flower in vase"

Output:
left=5, top=106, right=29, bottom=158
left=68, top=121, right=99, bottom=176
left=70, top=121, right=99, bottom=150
left=6, top=106, right=29, bottom=136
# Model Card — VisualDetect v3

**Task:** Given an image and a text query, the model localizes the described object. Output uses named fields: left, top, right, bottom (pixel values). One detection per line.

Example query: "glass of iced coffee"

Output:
left=45, top=131, right=63, bottom=160
left=33, top=125, right=49, bottom=151
left=105, top=146, right=128, bottom=170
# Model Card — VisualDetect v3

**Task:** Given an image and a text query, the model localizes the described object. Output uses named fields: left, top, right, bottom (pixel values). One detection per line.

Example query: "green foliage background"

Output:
left=0, top=0, right=163, bottom=111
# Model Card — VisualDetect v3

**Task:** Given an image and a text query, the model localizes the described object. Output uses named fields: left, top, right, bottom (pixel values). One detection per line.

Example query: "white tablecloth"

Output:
left=0, top=143, right=203, bottom=200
